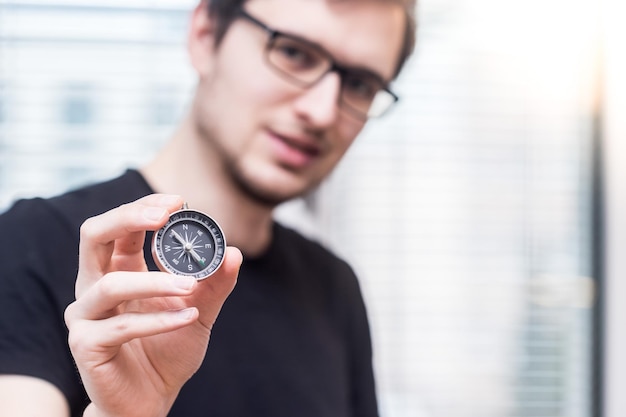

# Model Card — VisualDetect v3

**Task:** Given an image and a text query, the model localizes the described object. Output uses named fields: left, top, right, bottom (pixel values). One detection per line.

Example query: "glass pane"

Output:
left=305, top=0, right=597, bottom=416
left=0, top=1, right=596, bottom=417
left=0, top=1, right=196, bottom=208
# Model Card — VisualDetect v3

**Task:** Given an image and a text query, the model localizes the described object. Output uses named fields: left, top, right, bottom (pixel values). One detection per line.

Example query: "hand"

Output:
left=64, top=194, right=242, bottom=417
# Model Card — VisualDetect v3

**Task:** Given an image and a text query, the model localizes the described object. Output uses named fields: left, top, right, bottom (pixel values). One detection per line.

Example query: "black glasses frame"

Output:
left=237, top=9, right=399, bottom=119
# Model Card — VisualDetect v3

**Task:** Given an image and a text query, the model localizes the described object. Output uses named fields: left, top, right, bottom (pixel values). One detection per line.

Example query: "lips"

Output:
left=268, top=130, right=322, bottom=168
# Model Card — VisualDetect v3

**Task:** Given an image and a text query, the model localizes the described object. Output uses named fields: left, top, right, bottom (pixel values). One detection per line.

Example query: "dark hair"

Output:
left=206, top=0, right=247, bottom=45
left=205, top=0, right=417, bottom=78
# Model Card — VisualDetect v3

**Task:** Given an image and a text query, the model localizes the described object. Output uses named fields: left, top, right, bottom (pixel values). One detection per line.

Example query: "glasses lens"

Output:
left=267, top=36, right=330, bottom=85
left=367, top=90, right=397, bottom=118
left=266, top=33, right=397, bottom=119
left=340, top=72, right=383, bottom=117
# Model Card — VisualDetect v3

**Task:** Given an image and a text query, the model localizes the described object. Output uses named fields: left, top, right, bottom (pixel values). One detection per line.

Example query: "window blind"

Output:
left=0, top=1, right=596, bottom=416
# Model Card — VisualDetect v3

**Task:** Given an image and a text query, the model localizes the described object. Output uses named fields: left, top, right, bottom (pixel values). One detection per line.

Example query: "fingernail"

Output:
left=143, top=207, right=167, bottom=221
left=174, top=276, right=196, bottom=290
left=161, top=194, right=182, bottom=206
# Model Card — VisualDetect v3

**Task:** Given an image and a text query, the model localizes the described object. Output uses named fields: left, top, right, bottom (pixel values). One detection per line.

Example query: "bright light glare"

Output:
left=452, top=0, right=598, bottom=109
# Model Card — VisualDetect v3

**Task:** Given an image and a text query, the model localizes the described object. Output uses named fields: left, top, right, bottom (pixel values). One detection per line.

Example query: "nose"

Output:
left=292, top=72, right=341, bottom=128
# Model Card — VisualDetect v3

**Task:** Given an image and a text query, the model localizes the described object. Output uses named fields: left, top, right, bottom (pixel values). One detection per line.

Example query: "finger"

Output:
left=68, top=307, right=199, bottom=354
left=193, top=246, right=242, bottom=329
left=66, top=271, right=196, bottom=322
left=77, top=194, right=184, bottom=291
left=110, top=195, right=182, bottom=257
left=80, top=194, right=183, bottom=263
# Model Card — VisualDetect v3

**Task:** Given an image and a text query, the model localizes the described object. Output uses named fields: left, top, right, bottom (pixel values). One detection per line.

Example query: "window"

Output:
left=0, top=2, right=195, bottom=209
left=149, top=84, right=179, bottom=126
left=0, top=1, right=599, bottom=416
left=303, top=1, right=597, bottom=415
left=61, top=83, right=94, bottom=125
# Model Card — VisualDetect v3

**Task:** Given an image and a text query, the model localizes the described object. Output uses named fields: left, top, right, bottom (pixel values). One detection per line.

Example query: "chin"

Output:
left=229, top=159, right=323, bottom=207
left=234, top=177, right=306, bottom=207
left=247, top=187, right=305, bottom=208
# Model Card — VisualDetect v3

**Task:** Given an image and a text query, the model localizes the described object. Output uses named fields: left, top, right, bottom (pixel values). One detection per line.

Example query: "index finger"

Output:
left=77, top=194, right=184, bottom=294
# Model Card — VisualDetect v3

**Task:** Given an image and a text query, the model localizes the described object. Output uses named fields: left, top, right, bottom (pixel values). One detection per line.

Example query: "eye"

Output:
left=271, top=37, right=321, bottom=71
left=343, top=74, right=379, bottom=101
left=278, top=45, right=310, bottom=65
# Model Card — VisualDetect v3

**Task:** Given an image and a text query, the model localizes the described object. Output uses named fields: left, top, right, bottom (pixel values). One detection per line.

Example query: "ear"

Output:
left=188, top=0, right=216, bottom=76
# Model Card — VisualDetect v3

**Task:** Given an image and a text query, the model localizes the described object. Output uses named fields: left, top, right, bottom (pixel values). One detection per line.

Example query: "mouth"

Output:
left=268, top=130, right=322, bottom=168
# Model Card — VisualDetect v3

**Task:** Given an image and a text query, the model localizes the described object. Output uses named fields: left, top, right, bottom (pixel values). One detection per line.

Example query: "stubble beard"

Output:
left=193, top=104, right=319, bottom=209
left=227, top=160, right=318, bottom=208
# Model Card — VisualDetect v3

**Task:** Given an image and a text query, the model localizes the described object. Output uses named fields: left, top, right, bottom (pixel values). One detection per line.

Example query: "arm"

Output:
left=0, top=375, right=69, bottom=417
left=63, top=194, right=242, bottom=417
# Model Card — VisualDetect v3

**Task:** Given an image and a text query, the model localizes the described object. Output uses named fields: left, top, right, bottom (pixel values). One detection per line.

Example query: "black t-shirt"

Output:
left=0, top=170, right=378, bottom=417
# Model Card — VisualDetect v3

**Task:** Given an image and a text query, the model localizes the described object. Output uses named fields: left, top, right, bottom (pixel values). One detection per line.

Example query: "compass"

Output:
left=151, top=204, right=226, bottom=280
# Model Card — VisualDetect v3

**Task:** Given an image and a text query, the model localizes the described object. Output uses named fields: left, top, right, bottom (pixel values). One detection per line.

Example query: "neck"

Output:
left=141, top=113, right=274, bottom=257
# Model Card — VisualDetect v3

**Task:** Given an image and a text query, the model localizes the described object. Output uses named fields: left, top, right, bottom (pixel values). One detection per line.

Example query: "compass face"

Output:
left=151, top=209, right=226, bottom=280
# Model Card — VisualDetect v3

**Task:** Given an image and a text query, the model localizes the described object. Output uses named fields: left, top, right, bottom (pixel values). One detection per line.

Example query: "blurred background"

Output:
left=0, top=0, right=624, bottom=416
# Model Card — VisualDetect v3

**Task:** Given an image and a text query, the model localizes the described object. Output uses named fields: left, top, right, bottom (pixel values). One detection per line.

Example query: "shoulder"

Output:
left=272, top=223, right=363, bottom=295
left=274, top=223, right=353, bottom=273
left=1, top=169, right=153, bottom=235
left=47, top=169, right=154, bottom=229
left=272, top=223, right=372, bottom=335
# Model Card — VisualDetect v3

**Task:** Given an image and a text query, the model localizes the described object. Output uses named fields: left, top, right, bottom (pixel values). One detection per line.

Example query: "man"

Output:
left=0, top=0, right=416, bottom=415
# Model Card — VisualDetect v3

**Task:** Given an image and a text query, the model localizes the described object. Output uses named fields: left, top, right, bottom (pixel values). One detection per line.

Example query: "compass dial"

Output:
left=151, top=208, right=226, bottom=280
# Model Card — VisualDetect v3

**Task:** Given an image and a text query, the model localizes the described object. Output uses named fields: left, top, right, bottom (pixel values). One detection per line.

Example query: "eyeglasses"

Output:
left=237, top=10, right=399, bottom=120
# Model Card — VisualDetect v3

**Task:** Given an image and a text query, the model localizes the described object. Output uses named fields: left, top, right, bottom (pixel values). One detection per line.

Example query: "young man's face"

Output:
left=191, top=0, right=406, bottom=206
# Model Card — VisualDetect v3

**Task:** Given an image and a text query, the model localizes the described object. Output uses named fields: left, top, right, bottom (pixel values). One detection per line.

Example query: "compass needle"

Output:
left=171, top=229, right=187, bottom=246
left=189, top=249, right=206, bottom=266
left=151, top=205, right=226, bottom=280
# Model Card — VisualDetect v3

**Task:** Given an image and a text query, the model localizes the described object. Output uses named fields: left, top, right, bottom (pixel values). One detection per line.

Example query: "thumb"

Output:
left=194, top=246, right=242, bottom=327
